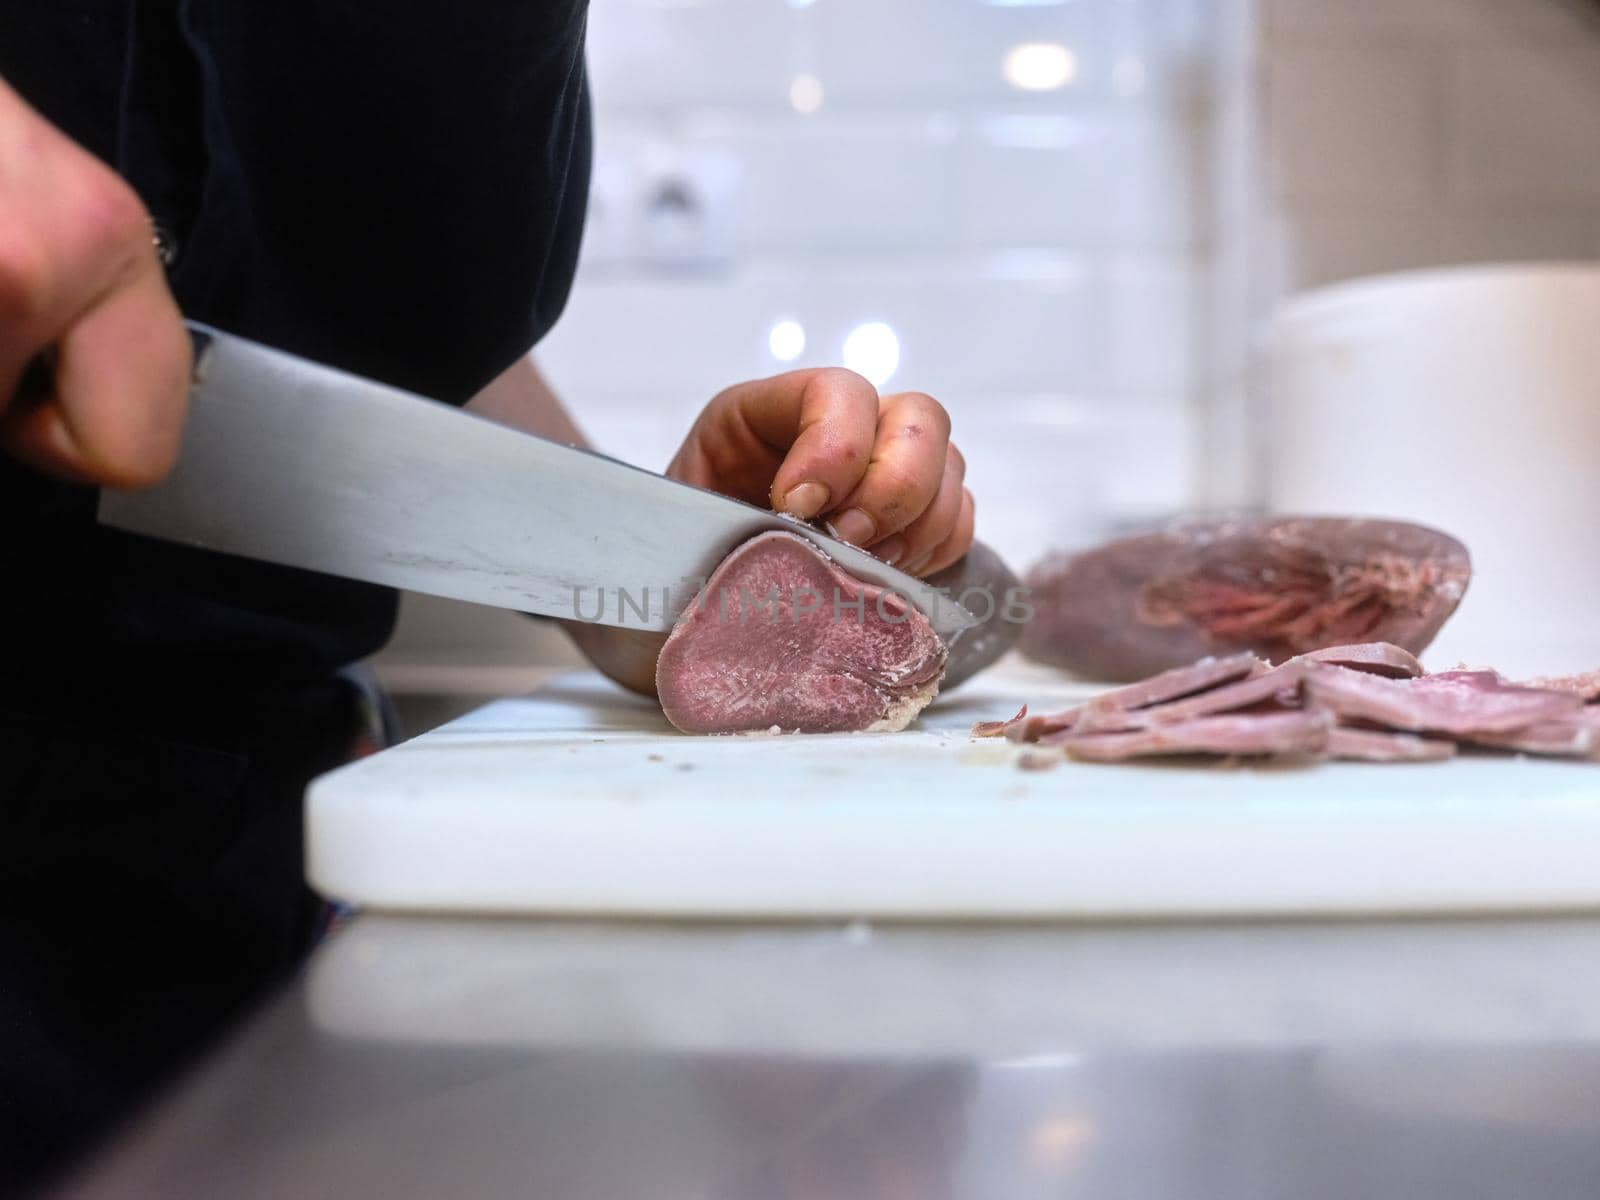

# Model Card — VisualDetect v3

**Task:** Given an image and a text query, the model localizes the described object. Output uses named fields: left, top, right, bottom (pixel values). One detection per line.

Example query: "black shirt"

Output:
left=0, top=0, right=592, bottom=689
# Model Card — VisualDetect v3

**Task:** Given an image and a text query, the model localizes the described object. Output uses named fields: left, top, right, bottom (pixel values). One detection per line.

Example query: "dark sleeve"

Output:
left=172, top=0, right=592, bottom=404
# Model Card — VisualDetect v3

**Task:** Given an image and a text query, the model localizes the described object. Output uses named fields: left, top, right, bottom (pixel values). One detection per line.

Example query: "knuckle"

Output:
left=82, top=174, right=150, bottom=248
left=816, top=430, right=871, bottom=473
left=891, top=391, right=951, bottom=436
left=814, top=366, right=875, bottom=398
left=73, top=173, right=154, bottom=286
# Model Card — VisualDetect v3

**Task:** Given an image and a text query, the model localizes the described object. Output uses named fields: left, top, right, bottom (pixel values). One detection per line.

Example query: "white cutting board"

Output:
left=308, top=661, right=1600, bottom=919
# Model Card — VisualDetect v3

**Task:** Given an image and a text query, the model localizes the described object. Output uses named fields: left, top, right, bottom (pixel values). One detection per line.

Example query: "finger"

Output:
left=667, top=368, right=879, bottom=518
left=892, top=443, right=967, bottom=574
left=826, top=391, right=950, bottom=550
left=0, top=79, right=189, bottom=485
left=0, top=265, right=190, bottom=487
left=918, top=487, right=976, bottom=577
left=759, top=368, right=879, bottom=518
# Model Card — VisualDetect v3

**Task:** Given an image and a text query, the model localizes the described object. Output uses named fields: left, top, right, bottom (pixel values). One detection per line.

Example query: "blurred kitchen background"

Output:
left=375, top=0, right=1600, bottom=729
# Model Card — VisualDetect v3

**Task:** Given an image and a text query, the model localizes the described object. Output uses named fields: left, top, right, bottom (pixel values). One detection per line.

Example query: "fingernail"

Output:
left=875, top=535, right=908, bottom=567
left=782, top=481, right=830, bottom=520
left=827, top=508, right=876, bottom=547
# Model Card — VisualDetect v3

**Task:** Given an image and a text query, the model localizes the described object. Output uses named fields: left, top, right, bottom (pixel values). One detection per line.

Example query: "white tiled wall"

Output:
left=538, top=0, right=1219, bottom=573
left=377, top=0, right=1218, bottom=690
left=379, top=0, right=1600, bottom=690
left=1206, top=0, right=1600, bottom=505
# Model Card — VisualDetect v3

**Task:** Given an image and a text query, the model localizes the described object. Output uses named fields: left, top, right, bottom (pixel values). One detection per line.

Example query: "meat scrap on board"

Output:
left=975, top=641, right=1600, bottom=768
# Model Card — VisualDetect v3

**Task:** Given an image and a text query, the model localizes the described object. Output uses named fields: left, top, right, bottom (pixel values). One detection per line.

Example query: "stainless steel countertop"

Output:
left=56, top=913, right=1600, bottom=1199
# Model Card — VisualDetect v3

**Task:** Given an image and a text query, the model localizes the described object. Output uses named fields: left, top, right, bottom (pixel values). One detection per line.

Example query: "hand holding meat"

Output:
left=0, top=78, right=190, bottom=487
left=666, top=367, right=975, bottom=576
left=570, top=371, right=1004, bottom=707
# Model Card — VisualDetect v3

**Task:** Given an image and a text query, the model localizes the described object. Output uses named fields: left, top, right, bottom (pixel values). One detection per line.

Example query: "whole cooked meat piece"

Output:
left=1020, top=516, right=1471, bottom=682
left=656, top=531, right=948, bottom=734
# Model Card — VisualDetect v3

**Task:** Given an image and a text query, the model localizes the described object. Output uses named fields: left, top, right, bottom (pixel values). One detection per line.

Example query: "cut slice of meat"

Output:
left=1519, top=668, right=1600, bottom=703
left=655, top=531, right=947, bottom=734
left=997, top=652, right=1264, bottom=741
left=972, top=642, right=1600, bottom=769
left=972, top=705, right=1027, bottom=738
left=1327, top=726, right=1456, bottom=763
left=1058, top=710, right=1332, bottom=762
left=1304, top=665, right=1581, bottom=737
left=1071, top=652, right=1262, bottom=733
left=1020, top=517, right=1471, bottom=682
left=1125, top=660, right=1308, bottom=729
left=1299, top=642, right=1423, bottom=678
left=1464, top=709, right=1600, bottom=757
left=1004, top=706, right=1083, bottom=743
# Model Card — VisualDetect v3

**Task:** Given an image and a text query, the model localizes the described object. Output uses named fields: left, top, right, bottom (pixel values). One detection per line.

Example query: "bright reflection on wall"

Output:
left=1003, top=42, right=1078, bottom=91
left=789, top=73, right=824, bottom=114
left=842, top=321, right=900, bottom=388
left=768, top=319, right=806, bottom=362
left=1111, top=56, right=1147, bottom=97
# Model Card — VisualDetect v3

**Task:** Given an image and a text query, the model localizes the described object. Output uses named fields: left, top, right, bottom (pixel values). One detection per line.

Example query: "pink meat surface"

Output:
left=1519, top=669, right=1600, bottom=702
left=972, top=706, right=1027, bottom=738
left=1299, top=642, right=1424, bottom=678
left=1021, top=517, right=1470, bottom=682
left=1326, top=727, right=1457, bottom=763
left=1125, top=660, right=1307, bottom=728
left=1059, top=710, right=1332, bottom=762
left=976, top=640, right=1600, bottom=768
left=656, top=531, right=947, bottom=734
left=998, top=652, right=1261, bottom=741
left=1464, top=709, right=1600, bottom=757
left=1071, top=653, right=1263, bottom=733
left=1304, top=666, right=1581, bottom=736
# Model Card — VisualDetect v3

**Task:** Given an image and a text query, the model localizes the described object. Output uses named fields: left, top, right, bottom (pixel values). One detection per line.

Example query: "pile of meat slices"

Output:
left=973, top=643, right=1600, bottom=766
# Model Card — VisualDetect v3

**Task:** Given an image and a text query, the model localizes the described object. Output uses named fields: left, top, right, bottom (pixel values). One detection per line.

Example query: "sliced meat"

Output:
left=972, top=705, right=1027, bottom=738
left=1071, top=652, right=1262, bottom=733
left=974, top=642, right=1600, bottom=769
left=1124, top=660, right=1307, bottom=728
left=656, top=531, right=947, bottom=734
left=985, top=659, right=1248, bottom=742
left=1004, top=705, right=1084, bottom=743
left=1299, top=642, right=1424, bottom=678
left=1058, top=710, right=1332, bottom=762
left=1021, top=517, right=1471, bottom=682
left=993, top=652, right=1261, bottom=742
left=1519, top=668, right=1600, bottom=703
left=1304, top=666, right=1581, bottom=737
left=1327, top=727, right=1456, bottom=763
left=1464, top=709, right=1600, bottom=757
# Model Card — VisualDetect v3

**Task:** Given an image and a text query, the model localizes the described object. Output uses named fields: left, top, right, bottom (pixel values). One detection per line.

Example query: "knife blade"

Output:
left=97, top=325, right=978, bottom=639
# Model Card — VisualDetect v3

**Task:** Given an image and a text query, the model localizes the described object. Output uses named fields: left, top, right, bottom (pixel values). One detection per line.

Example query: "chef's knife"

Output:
left=97, top=324, right=977, bottom=639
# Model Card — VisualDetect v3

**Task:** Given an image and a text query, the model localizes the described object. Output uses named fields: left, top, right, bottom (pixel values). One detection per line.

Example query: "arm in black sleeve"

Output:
left=173, top=0, right=592, bottom=403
